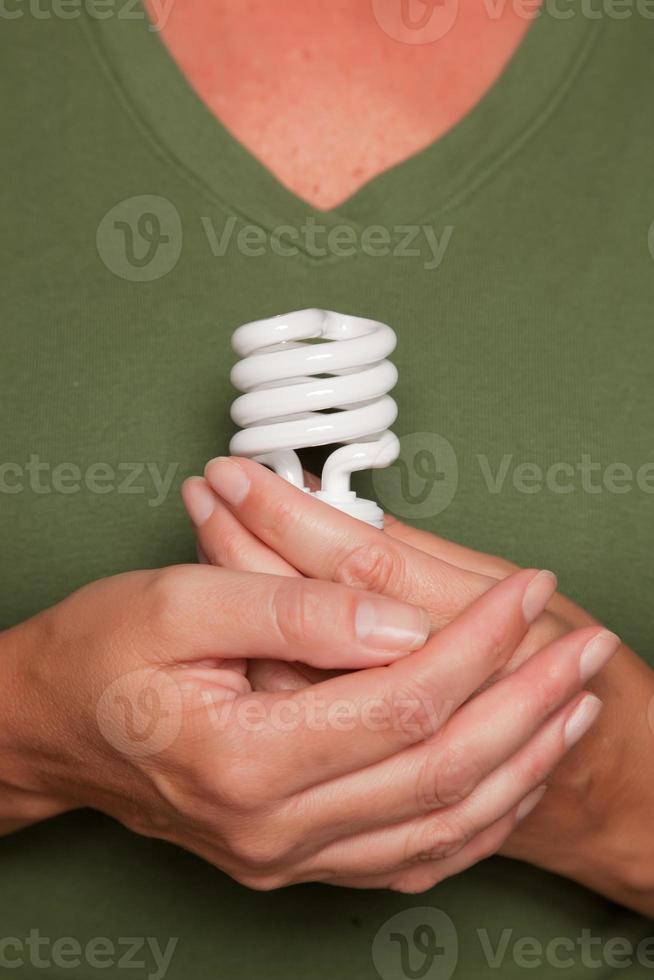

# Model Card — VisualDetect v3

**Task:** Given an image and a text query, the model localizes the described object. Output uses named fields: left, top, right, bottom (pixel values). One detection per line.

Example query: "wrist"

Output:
left=581, top=653, right=654, bottom=904
left=504, top=649, right=654, bottom=915
left=0, top=614, right=78, bottom=832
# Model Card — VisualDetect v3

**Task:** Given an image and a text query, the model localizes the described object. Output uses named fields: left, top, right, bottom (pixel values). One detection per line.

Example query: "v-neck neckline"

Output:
left=84, top=1, right=601, bottom=256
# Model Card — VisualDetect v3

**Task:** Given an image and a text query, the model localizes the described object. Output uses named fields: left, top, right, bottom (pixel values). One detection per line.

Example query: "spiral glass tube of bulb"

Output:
left=229, top=308, right=400, bottom=528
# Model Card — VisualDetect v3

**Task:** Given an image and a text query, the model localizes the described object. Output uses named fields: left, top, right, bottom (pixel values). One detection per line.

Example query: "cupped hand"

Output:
left=183, top=458, right=654, bottom=910
left=2, top=557, right=613, bottom=892
left=184, top=458, right=573, bottom=693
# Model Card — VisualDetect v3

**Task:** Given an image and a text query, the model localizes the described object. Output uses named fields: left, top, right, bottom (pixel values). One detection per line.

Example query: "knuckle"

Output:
left=213, top=757, right=273, bottom=812
left=146, top=565, right=195, bottom=633
left=236, top=871, right=288, bottom=892
left=519, top=752, right=553, bottom=791
left=228, top=825, right=292, bottom=873
left=417, top=744, right=481, bottom=811
left=211, top=527, right=250, bottom=568
left=535, top=661, right=569, bottom=714
left=390, top=674, right=440, bottom=744
left=482, top=615, right=512, bottom=672
left=334, top=542, right=406, bottom=596
left=150, top=753, right=225, bottom=818
left=406, top=815, right=470, bottom=865
left=168, top=738, right=272, bottom=814
left=475, top=831, right=505, bottom=864
left=262, top=495, right=297, bottom=543
left=391, top=872, right=440, bottom=894
left=272, top=579, right=323, bottom=647
left=251, top=662, right=306, bottom=693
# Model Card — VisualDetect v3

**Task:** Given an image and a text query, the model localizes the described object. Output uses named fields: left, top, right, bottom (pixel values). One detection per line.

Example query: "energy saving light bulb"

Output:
left=229, top=309, right=400, bottom=528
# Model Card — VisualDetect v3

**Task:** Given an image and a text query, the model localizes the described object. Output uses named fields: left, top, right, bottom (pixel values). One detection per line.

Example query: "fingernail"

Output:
left=564, top=694, right=603, bottom=749
left=183, top=479, right=215, bottom=527
left=205, top=457, right=250, bottom=506
left=521, top=570, right=558, bottom=624
left=516, top=784, right=547, bottom=822
left=579, top=630, right=620, bottom=684
left=355, top=598, right=431, bottom=653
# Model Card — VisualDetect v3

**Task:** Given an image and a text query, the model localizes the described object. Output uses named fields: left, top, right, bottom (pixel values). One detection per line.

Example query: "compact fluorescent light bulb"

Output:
left=229, top=309, right=400, bottom=528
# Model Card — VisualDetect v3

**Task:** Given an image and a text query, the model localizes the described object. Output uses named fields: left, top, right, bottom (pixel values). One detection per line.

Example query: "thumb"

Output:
left=154, top=565, right=431, bottom=671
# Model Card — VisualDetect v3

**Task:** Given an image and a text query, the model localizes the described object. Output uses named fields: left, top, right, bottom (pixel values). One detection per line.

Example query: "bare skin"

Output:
left=0, top=558, right=609, bottom=891
left=145, top=0, right=536, bottom=209
left=183, top=458, right=654, bottom=914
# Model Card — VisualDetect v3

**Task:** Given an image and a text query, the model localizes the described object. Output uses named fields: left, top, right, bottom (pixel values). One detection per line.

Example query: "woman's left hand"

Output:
left=182, top=457, right=654, bottom=915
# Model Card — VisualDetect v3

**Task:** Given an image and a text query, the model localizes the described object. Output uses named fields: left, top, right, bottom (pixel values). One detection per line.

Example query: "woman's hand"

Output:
left=184, top=456, right=654, bottom=912
left=0, top=561, right=611, bottom=892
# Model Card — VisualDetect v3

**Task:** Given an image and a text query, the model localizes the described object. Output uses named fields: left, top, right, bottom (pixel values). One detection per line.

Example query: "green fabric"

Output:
left=1, top=2, right=653, bottom=977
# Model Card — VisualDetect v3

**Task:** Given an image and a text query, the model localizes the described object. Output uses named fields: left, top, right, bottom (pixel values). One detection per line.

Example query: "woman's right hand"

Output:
left=0, top=564, right=616, bottom=892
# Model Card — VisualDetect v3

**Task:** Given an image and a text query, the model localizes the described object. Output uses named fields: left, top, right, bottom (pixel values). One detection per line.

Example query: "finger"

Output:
left=304, top=467, right=514, bottom=580
left=384, top=515, right=517, bottom=579
left=247, top=659, right=318, bottom=692
left=298, top=692, right=601, bottom=878
left=287, top=627, right=618, bottom=841
left=384, top=808, right=523, bottom=893
left=152, top=564, right=430, bottom=669
left=182, top=477, right=297, bottom=576
left=204, top=457, right=492, bottom=627
left=382, top=513, right=598, bottom=631
left=183, top=478, right=313, bottom=691
left=304, top=805, right=523, bottom=890
left=302, top=467, right=575, bottom=679
left=249, top=567, right=557, bottom=791
left=302, top=469, right=322, bottom=493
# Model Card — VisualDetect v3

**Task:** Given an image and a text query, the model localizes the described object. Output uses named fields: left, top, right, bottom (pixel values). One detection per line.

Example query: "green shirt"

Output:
left=1, top=2, right=653, bottom=977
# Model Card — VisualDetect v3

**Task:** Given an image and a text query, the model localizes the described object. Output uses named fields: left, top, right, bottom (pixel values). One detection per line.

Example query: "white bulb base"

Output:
left=310, top=489, right=385, bottom=529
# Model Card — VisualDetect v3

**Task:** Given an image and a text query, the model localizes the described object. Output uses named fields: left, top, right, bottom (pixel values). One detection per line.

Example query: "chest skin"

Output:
left=144, top=0, right=535, bottom=209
